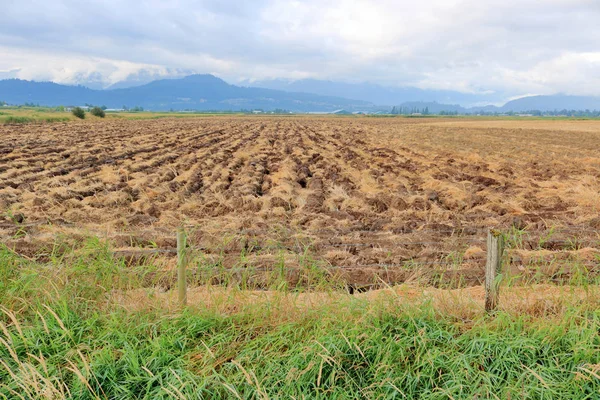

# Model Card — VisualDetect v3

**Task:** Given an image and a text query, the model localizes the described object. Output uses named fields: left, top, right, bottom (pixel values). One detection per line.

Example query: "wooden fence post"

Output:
left=177, top=227, right=188, bottom=307
left=485, top=229, right=504, bottom=313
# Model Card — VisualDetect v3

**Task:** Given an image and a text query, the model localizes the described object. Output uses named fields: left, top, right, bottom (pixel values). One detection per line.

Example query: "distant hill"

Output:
left=3, top=74, right=600, bottom=113
left=392, top=96, right=600, bottom=114
left=248, top=79, right=600, bottom=113
left=0, top=75, right=373, bottom=112
left=104, top=68, right=196, bottom=90
left=246, top=78, right=509, bottom=107
left=500, top=95, right=600, bottom=112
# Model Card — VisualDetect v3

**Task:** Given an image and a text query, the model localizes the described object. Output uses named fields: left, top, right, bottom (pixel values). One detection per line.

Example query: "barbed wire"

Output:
left=153, top=237, right=595, bottom=251
left=328, top=261, right=463, bottom=269
left=2, top=235, right=597, bottom=255
left=320, top=240, right=488, bottom=247
left=113, top=248, right=177, bottom=255
left=2, top=219, right=597, bottom=236
left=106, top=246, right=600, bottom=268
left=2, top=219, right=598, bottom=270
left=136, top=260, right=600, bottom=272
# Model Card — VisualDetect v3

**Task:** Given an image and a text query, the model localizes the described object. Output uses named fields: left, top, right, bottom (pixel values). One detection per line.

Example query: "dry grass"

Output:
left=1, top=116, right=600, bottom=286
left=2, top=230, right=600, bottom=398
left=113, top=283, right=599, bottom=322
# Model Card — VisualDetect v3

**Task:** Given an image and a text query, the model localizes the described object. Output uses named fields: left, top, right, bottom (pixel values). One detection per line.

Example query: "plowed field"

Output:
left=2, top=117, right=600, bottom=286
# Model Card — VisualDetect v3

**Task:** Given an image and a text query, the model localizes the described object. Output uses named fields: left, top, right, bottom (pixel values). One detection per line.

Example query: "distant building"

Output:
left=65, top=106, right=90, bottom=112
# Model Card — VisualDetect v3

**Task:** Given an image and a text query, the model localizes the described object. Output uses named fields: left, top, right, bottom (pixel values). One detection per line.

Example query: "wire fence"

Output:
left=2, top=220, right=599, bottom=272
left=2, top=217, right=599, bottom=234
left=3, top=218, right=599, bottom=310
left=101, top=225, right=600, bottom=271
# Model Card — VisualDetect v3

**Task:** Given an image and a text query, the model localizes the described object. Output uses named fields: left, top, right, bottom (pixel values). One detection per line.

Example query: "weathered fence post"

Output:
left=485, top=229, right=504, bottom=312
left=177, top=227, right=188, bottom=307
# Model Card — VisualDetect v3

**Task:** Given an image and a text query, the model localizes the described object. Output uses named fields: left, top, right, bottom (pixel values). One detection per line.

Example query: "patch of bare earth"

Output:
left=1, top=116, right=599, bottom=286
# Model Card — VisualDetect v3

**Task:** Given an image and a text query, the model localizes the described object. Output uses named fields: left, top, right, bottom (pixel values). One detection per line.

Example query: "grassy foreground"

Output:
left=1, top=239, right=600, bottom=399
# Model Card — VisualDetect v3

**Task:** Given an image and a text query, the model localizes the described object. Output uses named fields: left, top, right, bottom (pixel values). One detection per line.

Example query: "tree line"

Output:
left=390, top=106, right=435, bottom=115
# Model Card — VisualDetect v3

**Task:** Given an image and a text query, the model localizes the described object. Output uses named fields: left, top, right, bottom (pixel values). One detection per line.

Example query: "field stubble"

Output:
left=2, top=116, right=600, bottom=398
left=1, top=116, right=600, bottom=287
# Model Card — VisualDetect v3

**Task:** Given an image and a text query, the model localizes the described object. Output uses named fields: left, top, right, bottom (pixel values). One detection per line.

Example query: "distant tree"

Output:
left=90, top=106, right=106, bottom=118
left=72, top=107, right=86, bottom=119
left=55, top=105, right=65, bottom=112
left=0, top=100, right=6, bottom=106
left=100, top=105, right=108, bottom=110
left=123, top=105, right=129, bottom=111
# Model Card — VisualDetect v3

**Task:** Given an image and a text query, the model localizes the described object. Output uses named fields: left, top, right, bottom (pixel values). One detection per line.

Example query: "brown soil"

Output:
left=1, top=116, right=599, bottom=286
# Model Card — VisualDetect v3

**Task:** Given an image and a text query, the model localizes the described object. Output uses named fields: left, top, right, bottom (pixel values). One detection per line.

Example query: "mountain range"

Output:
left=2, top=74, right=600, bottom=113
left=0, top=75, right=371, bottom=112
left=243, top=78, right=509, bottom=108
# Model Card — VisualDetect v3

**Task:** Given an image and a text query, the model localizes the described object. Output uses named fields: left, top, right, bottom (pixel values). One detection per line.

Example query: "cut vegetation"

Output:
left=1, top=115, right=600, bottom=397
left=2, top=242, right=600, bottom=398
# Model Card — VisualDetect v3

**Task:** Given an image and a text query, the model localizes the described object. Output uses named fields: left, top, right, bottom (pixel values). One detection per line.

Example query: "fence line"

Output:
left=113, top=247, right=600, bottom=269
left=4, top=223, right=599, bottom=311
left=111, top=238, right=594, bottom=254
left=2, top=220, right=599, bottom=236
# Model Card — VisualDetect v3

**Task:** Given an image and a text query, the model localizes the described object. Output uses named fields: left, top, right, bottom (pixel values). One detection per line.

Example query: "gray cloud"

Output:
left=1, top=0, right=600, bottom=97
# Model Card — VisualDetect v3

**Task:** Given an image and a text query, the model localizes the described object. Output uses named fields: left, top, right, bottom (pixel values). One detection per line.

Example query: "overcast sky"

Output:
left=1, top=0, right=600, bottom=97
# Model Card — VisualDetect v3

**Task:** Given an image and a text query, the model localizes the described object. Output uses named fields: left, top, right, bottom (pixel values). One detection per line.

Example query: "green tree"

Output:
left=72, top=107, right=86, bottom=119
left=90, top=106, right=106, bottom=118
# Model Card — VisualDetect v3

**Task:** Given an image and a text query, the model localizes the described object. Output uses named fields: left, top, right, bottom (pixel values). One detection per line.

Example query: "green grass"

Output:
left=1, top=239, right=600, bottom=398
left=0, top=107, right=74, bottom=124
left=2, top=116, right=71, bottom=124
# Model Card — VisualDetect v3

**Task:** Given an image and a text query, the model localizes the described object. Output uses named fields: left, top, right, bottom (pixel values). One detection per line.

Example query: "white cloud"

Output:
left=1, top=0, right=600, bottom=97
left=0, top=47, right=191, bottom=87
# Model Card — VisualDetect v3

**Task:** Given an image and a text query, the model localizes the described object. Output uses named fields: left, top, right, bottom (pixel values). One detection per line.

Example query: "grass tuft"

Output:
left=2, top=116, right=71, bottom=124
left=1, top=239, right=600, bottom=397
